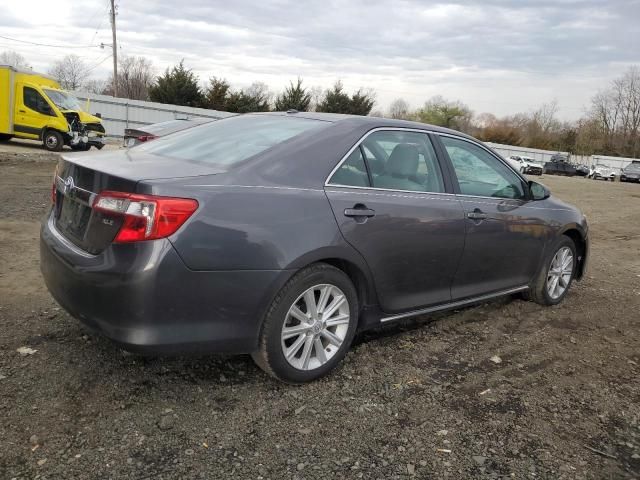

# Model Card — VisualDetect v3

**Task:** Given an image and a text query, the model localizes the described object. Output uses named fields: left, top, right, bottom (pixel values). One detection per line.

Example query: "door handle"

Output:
left=344, top=204, right=375, bottom=218
left=19, top=109, right=26, bottom=113
left=466, top=209, right=487, bottom=220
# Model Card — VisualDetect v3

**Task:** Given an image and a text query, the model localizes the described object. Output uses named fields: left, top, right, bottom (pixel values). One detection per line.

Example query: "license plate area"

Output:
left=55, top=197, right=92, bottom=242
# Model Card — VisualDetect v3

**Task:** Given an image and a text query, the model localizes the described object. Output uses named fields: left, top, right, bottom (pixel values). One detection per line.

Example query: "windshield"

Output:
left=43, top=89, right=83, bottom=111
left=137, top=114, right=328, bottom=166
left=625, top=163, right=640, bottom=171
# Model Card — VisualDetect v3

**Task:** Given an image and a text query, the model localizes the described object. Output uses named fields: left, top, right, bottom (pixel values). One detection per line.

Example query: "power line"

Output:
left=86, top=53, right=113, bottom=73
left=0, top=34, right=100, bottom=49
left=89, top=0, right=111, bottom=46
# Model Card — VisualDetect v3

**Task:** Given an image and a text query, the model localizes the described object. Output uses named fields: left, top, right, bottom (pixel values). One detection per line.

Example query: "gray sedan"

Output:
left=40, top=112, right=589, bottom=383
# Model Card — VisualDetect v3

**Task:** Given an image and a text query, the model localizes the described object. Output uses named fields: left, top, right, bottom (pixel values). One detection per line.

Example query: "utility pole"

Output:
left=110, top=0, right=118, bottom=97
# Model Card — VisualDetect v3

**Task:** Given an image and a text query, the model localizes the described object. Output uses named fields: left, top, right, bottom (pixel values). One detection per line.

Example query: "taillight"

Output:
left=93, top=191, right=198, bottom=243
left=138, top=135, right=157, bottom=142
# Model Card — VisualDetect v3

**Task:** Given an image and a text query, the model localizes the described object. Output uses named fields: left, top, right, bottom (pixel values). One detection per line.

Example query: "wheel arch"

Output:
left=283, top=247, right=379, bottom=311
left=560, top=227, right=588, bottom=280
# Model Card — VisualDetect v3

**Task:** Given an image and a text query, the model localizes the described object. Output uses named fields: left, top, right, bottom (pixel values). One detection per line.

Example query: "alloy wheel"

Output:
left=281, top=284, right=350, bottom=371
left=546, top=246, right=574, bottom=299
left=45, top=135, right=58, bottom=149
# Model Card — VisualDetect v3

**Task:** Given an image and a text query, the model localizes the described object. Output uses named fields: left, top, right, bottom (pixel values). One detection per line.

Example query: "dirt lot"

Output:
left=1, top=147, right=639, bottom=480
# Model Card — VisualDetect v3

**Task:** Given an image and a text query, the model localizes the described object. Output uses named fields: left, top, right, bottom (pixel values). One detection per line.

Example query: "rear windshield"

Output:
left=137, top=114, right=327, bottom=165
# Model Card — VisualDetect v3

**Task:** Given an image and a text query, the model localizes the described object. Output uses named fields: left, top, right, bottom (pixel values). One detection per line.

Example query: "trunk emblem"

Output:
left=63, top=176, right=75, bottom=194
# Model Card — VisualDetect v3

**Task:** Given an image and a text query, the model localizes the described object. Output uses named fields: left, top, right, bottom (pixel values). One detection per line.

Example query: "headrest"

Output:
left=387, top=144, right=419, bottom=177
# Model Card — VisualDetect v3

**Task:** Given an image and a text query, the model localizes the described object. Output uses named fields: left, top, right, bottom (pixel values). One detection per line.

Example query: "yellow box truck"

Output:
left=0, top=65, right=105, bottom=151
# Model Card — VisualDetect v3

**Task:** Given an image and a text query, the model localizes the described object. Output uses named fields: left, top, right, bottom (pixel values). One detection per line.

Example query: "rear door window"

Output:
left=138, top=115, right=327, bottom=166
left=361, top=131, right=445, bottom=193
left=329, top=147, right=370, bottom=187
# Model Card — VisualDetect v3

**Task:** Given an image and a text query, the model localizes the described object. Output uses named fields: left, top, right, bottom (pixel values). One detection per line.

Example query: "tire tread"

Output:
left=251, top=262, right=357, bottom=383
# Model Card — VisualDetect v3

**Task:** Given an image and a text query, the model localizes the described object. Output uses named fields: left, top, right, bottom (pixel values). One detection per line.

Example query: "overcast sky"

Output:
left=2, top=0, right=639, bottom=119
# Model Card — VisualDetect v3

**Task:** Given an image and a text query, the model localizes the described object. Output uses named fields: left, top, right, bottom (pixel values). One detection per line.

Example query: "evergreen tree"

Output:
left=316, top=81, right=375, bottom=115
left=349, top=89, right=375, bottom=116
left=274, top=78, right=311, bottom=111
left=149, top=60, right=202, bottom=107
left=203, top=77, right=231, bottom=111
left=224, top=83, right=271, bottom=113
left=316, top=81, right=352, bottom=114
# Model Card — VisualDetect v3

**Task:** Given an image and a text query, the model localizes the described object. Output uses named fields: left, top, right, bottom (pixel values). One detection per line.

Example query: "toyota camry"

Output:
left=41, top=112, right=589, bottom=383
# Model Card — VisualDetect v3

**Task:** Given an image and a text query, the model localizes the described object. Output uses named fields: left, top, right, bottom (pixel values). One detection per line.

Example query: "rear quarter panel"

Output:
left=162, top=183, right=355, bottom=272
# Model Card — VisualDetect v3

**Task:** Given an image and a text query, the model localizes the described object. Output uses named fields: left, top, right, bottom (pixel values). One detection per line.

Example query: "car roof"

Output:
left=253, top=111, right=475, bottom=139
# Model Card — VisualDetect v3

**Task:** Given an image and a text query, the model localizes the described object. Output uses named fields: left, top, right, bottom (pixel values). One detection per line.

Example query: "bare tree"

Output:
left=245, top=82, right=272, bottom=107
left=590, top=67, right=640, bottom=156
left=82, top=79, right=108, bottom=95
left=415, top=95, right=473, bottom=131
left=0, top=51, right=31, bottom=69
left=104, top=55, right=155, bottom=100
left=308, top=85, right=324, bottom=112
left=388, top=98, right=410, bottom=119
left=531, top=100, right=559, bottom=133
left=48, top=55, right=89, bottom=90
left=521, top=100, right=561, bottom=148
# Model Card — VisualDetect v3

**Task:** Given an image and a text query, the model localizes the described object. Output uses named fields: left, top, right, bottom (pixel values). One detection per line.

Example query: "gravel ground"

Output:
left=0, top=147, right=639, bottom=479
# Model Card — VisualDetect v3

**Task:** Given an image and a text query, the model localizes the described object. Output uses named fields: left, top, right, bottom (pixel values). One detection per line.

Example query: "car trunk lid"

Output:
left=52, top=150, right=222, bottom=254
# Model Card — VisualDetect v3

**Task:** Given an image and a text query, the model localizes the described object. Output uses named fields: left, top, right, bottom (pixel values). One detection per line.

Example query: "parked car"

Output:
left=620, top=161, right=640, bottom=183
left=589, top=164, right=616, bottom=181
left=123, top=117, right=216, bottom=147
left=505, top=155, right=543, bottom=175
left=550, top=153, right=569, bottom=162
left=40, top=113, right=589, bottom=383
left=574, top=164, right=590, bottom=177
left=543, top=159, right=577, bottom=176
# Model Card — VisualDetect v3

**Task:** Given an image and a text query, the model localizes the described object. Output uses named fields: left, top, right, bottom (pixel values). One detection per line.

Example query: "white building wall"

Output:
left=485, top=142, right=568, bottom=164
left=485, top=142, right=639, bottom=169
left=590, top=155, right=638, bottom=170
left=72, top=91, right=234, bottom=137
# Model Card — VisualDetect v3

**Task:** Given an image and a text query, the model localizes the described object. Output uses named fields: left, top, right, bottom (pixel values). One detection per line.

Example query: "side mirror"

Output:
left=529, top=181, right=550, bottom=200
left=95, top=112, right=102, bottom=118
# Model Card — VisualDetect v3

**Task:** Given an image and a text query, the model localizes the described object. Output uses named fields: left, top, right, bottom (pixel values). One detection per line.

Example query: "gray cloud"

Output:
left=3, top=0, right=639, bottom=118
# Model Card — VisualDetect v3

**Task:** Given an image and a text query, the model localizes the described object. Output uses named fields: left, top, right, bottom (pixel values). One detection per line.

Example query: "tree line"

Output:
left=2, top=50, right=638, bottom=158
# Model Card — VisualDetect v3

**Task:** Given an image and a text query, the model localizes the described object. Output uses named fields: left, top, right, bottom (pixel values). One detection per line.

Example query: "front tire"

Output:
left=252, top=263, right=359, bottom=383
left=526, top=236, right=577, bottom=306
left=42, top=130, right=63, bottom=152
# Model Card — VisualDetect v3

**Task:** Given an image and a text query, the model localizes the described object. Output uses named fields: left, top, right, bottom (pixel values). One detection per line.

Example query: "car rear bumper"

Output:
left=40, top=213, right=291, bottom=355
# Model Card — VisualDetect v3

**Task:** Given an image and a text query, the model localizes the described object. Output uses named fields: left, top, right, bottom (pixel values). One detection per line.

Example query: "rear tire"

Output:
left=43, top=130, right=63, bottom=152
left=0, top=133, right=12, bottom=141
left=252, top=263, right=359, bottom=383
left=525, top=236, right=577, bottom=306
